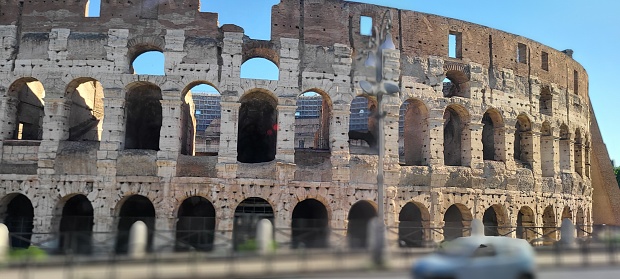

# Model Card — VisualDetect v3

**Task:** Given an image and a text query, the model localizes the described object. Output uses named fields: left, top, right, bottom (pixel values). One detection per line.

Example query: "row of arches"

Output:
left=2, top=78, right=590, bottom=173
left=1, top=193, right=588, bottom=253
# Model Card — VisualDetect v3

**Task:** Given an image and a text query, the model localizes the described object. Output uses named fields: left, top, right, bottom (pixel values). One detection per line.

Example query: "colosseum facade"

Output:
left=0, top=0, right=598, bottom=252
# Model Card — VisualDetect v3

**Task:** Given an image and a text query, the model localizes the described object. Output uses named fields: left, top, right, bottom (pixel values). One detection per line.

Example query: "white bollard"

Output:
left=0, top=223, right=9, bottom=263
left=256, top=219, right=273, bottom=255
left=470, top=219, right=484, bottom=236
left=128, top=221, right=148, bottom=259
left=559, top=218, right=577, bottom=248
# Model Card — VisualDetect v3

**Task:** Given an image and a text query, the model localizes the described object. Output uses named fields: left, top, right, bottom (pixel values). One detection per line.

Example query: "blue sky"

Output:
left=90, top=0, right=620, bottom=164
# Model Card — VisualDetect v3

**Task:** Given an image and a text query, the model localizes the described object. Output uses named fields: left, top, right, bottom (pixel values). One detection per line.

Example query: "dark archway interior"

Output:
left=175, top=196, right=216, bottom=252
left=516, top=207, right=535, bottom=241
left=237, top=91, right=277, bottom=163
left=115, top=195, right=156, bottom=254
left=482, top=112, right=495, bottom=161
left=442, top=71, right=469, bottom=98
left=347, top=201, right=377, bottom=249
left=443, top=205, right=464, bottom=241
left=542, top=206, right=557, bottom=242
left=443, top=107, right=462, bottom=166
left=348, top=96, right=378, bottom=151
left=514, top=121, right=523, bottom=161
left=4, top=194, right=34, bottom=248
left=401, top=100, right=427, bottom=166
left=67, top=79, right=104, bottom=141
left=561, top=206, right=572, bottom=221
left=291, top=199, right=329, bottom=249
left=125, top=84, right=162, bottom=150
left=483, top=207, right=499, bottom=236
left=59, top=195, right=94, bottom=254
left=14, top=82, right=44, bottom=140
left=399, top=203, right=424, bottom=247
left=233, top=197, right=274, bottom=250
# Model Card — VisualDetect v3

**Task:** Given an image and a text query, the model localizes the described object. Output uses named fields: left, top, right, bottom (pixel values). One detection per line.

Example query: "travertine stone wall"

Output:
left=0, top=0, right=608, bottom=249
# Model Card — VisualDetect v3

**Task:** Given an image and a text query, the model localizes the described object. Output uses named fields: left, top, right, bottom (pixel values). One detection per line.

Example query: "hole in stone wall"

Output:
left=443, top=204, right=470, bottom=241
left=59, top=195, right=94, bottom=254
left=399, top=202, right=428, bottom=247
left=85, top=0, right=101, bottom=17
left=514, top=114, right=532, bottom=167
left=3, top=194, right=34, bottom=248
left=294, top=91, right=330, bottom=151
left=574, top=70, right=579, bottom=95
left=483, top=206, right=499, bottom=236
left=132, top=51, right=165, bottom=75
left=574, top=128, right=583, bottom=176
left=542, top=205, right=557, bottom=243
left=176, top=196, right=216, bottom=252
left=237, top=90, right=278, bottom=163
left=348, top=96, right=377, bottom=154
left=399, top=99, right=428, bottom=166
left=240, top=58, right=279, bottom=80
left=541, top=51, right=549, bottom=71
left=448, top=31, right=462, bottom=58
left=291, top=199, right=328, bottom=249
left=233, top=197, right=274, bottom=251
left=443, top=106, right=466, bottom=166
left=559, top=123, right=570, bottom=172
left=115, top=195, right=155, bottom=254
left=442, top=70, right=469, bottom=98
left=66, top=78, right=105, bottom=141
left=516, top=206, right=535, bottom=242
left=517, top=43, right=527, bottom=64
left=124, top=83, right=163, bottom=150
left=360, top=16, right=373, bottom=36
left=7, top=79, right=45, bottom=140
left=184, top=84, right=221, bottom=156
left=348, top=201, right=377, bottom=249
left=199, top=0, right=278, bottom=40
left=539, top=86, right=552, bottom=116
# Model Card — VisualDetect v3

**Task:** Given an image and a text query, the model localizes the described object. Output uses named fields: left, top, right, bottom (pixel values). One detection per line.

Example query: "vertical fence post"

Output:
left=0, top=223, right=9, bottom=263
left=257, top=219, right=274, bottom=256
left=128, top=221, right=148, bottom=259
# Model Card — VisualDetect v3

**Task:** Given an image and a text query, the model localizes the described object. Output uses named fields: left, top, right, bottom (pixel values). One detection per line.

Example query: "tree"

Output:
left=614, top=166, right=620, bottom=188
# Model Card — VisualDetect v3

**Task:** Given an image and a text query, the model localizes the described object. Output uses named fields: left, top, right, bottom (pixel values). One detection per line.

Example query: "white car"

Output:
left=411, top=236, right=536, bottom=279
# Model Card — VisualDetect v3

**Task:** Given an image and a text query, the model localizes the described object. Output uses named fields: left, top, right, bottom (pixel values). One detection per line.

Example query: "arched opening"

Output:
left=442, top=70, right=469, bottom=98
left=539, top=86, right=553, bottom=116
left=59, top=194, right=94, bottom=254
left=574, top=128, right=583, bottom=176
left=124, top=82, right=162, bottom=150
left=443, top=204, right=472, bottom=241
left=481, top=109, right=504, bottom=161
left=482, top=205, right=507, bottom=236
left=85, top=0, right=100, bottom=17
left=182, top=83, right=221, bottom=156
left=443, top=105, right=470, bottom=166
left=5, top=78, right=45, bottom=140
left=240, top=58, right=279, bottom=80
left=559, top=124, right=571, bottom=172
left=514, top=114, right=533, bottom=167
left=516, top=206, right=535, bottom=242
left=349, top=96, right=377, bottom=154
left=398, top=202, right=429, bottom=247
left=399, top=99, right=429, bottom=166
left=2, top=194, right=34, bottom=248
left=132, top=50, right=165, bottom=75
left=175, top=196, right=216, bottom=252
left=576, top=207, right=585, bottom=237
left=233, top=197, right=274, bottom=251
left=294, top=91, right=331, bottom=151
left=115, top=195, right=156, bottom=254
left=65, top=78, right=105, bottom=141
left=237, top=90, right=278, bottom=163
left=540, top=122, right=554, bottom=177
left=542, top=205, right=557, bottom=243
left=347, top=201, right=377, bottom=249
left=291, top=199, right=329, bottom=249
left=561, top=206, right=572, bottom=221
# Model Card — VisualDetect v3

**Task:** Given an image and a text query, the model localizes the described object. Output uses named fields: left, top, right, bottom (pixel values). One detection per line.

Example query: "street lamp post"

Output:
left=358, top=10, right=400, bottom=267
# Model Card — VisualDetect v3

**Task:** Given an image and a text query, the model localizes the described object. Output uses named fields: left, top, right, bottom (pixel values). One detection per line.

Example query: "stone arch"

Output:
left=127, top=36, right=165, bottom=73
left=482, top=204, right=509, bottom=236
left=347, top=200, right=377, bottom=249
left=398, top=202, right=430, bottom=247
left=237, top=89, right=278, bottom=163
left=559, top=123, right=571, bottom=171
left=233, top=197, right=275, bottom=251
left=175, top=196, right=216, bottom=252
left=561, top=206, right=573, bottom=221
left=576, top=207, right=586, bottom=237
left=443, top=69, right=470, bottom=98
left=4, top=78, right=45, bottom=140
left=516, top=206, right=536, bottom=242
left=291, top=199, right=329, bottom=249
left=514, top=114, right=533, bottom=167
left=58, top=194, right=94, bottom=254
left=399, top=99, right=429, bottom=166
left=124, top=81, right=163, bottom=150
left=443, top=203, right=473, bottom=241
left=294, top=89, right=332, bottom=151
left=349, top=95, right=378, bottom=154
left=65, top=77, right=105, bottom=141
left=242, top=41, right=280, bottom=67
left=539, top=86, right=553, bottom=116
left=481, top=108, right=505, bottom=162
left=180, top=81, right=221, bottom=156
left=542, top=205, right=557, bottom=242
left=115, top=195, right=156, bottom=254
left=0, top=193, right=34, bottom=248
left=574, top=128, right=584, bottom=176
left=540, top=121, right=554, bottom=177
left=443, top=104, right=470, bottom=166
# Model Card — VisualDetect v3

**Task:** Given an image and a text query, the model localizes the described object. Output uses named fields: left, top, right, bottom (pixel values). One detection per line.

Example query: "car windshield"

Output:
left=437, top=240, right=477, bottom=257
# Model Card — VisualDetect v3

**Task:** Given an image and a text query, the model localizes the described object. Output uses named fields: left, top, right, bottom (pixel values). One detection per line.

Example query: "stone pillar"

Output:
left=427, top=112, right=445, bottom=166
left=540, top=134, right=556, bottom=177
left=221, top=32, right=243, bottom=86
left=330, top=105, right=351, bottom=182
left=505, top=125, right=516, bottom=170
left=530, top=131, right=542, bottom=176
left=0, top=96, right=18, bottom=140
left=97, top=93, right=125, bottom=178
left=469, top=122, right=484, bottom=168
left=38, top=97, right=71, bottom=175
left=157, top=97, right=182, bottom=179
left=216, top=101, right=240, bottom=178
left=276, top=104, right=296, bottom=163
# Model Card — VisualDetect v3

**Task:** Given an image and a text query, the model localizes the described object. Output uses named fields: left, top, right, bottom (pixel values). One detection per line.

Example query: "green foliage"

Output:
left=614, top=166, right=620, bottom=188
left=9, top=246, right=48, bottom=262
left=237, top=239, right=258, bottom=252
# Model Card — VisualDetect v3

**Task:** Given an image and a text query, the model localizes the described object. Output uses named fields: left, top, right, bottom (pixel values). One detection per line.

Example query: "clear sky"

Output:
left=91, top=0, right=620, bottom=164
